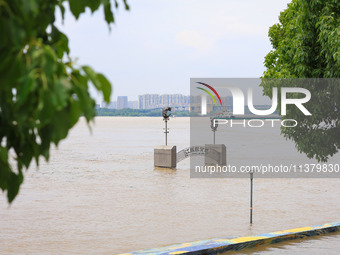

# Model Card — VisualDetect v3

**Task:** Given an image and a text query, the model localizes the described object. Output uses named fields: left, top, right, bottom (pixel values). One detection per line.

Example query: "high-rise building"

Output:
left=138, top=94, right=160, bottom=109
left=138, top=94, right=190, bottom=110
left=102, top=101, right=116, bottom=109
left=128, top=100, right=138, bottom=109
left=117, top=96, right=128, bottom=109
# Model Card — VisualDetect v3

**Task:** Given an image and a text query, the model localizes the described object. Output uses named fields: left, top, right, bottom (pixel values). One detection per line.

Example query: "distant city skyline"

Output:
left=99, top=91, right=271, bottom=115
left=102, top=93, right=192, bottom=110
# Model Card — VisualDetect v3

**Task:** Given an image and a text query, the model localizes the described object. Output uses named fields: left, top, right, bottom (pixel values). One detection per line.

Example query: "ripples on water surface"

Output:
left=0, top=117, right=339, bottom=254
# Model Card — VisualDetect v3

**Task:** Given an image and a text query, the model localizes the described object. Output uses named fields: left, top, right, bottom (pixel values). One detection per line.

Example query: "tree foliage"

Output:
left=0, top=0, right=129, bottom=203
left=262, top=0, right=340, bottom=162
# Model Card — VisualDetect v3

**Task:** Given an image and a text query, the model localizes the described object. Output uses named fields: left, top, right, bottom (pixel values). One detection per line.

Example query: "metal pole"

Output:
left=165, top=119, right=168, bottom=146
left=213, top=130, right=216, bottom=144
left=250, top=172, right=253, bottom=224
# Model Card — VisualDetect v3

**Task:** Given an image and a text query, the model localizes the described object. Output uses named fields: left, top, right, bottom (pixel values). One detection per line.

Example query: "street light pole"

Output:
left=164, top=119, right=168, bottom=145
left=250, top=172, right=254, bottom=224
left=210, top=118, right=218, bottom=144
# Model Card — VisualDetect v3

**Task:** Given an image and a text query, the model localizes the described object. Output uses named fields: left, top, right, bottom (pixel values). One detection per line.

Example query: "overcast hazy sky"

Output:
left=56, top=0, right=291, bottom=102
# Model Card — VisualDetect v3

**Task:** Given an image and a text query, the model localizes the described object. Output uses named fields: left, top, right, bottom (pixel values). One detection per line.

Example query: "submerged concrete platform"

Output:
left=119, top=222, right=340, bottom=255
left=154, top=145, right=177, bottom=168
left=205, top=144, right=226, bottom=166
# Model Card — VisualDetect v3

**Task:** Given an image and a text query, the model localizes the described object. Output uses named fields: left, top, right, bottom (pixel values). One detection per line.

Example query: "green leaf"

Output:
left=122, top=0, right=130, bottom=10
left=7, top=172, right=23, bottom=203
left=52, top=26, right=70, bottom=58
left=0, top=147, right=10, bottom=191
left=68, top=99, right=82, bottom=127
left=97, top=73, right=112, bottom=103
left=82, top=65, right=100, bottom=89
left=86, top=0, right=101, bottom=12
left=103, top=0, right=114, bottom=24
left=82, top=66, right=112, bottom=102
left=69, top=0, right=86, bottom=19
left=51, top=109, right=71, bottom=145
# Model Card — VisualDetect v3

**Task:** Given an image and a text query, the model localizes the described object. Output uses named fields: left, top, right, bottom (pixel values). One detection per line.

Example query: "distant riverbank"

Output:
left=96, top=108, right=190, bottom=117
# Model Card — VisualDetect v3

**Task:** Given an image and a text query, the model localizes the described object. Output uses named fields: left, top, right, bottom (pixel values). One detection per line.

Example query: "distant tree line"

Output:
left=96, top=108, right=190, bottom=117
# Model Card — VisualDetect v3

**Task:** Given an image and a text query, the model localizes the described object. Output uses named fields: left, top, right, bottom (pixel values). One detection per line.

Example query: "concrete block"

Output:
left=154, top=145, right=177, bottom=168
left=205, top=144, right=226, bottom=166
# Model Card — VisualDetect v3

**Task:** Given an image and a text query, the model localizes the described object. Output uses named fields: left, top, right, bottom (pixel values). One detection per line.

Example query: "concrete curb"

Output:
left=119, top=222, right=340, bottom=255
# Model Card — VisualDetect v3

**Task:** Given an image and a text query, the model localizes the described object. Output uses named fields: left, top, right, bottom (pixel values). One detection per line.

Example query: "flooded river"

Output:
left=1, top=117, right=339, bottom=254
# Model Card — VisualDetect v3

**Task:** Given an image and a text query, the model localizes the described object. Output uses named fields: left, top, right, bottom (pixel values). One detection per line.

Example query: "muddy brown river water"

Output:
left=1, top=117, right=339, bottom=254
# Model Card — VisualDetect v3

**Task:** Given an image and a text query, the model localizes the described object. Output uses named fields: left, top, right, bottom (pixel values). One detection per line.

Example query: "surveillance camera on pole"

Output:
left=162, top=107, right=171, bottom=145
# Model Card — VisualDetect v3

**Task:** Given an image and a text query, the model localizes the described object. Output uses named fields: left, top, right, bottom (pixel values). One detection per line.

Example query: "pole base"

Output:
left=154, top=145, right=177, bottom=168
